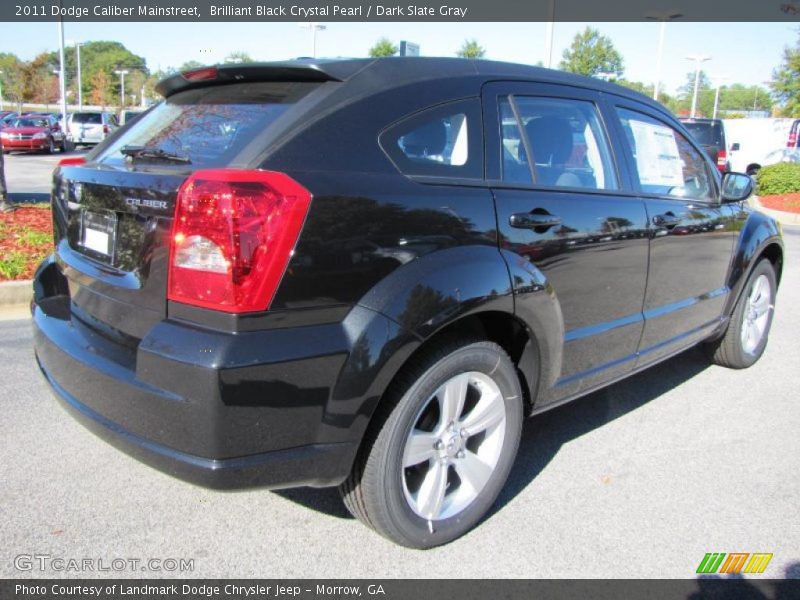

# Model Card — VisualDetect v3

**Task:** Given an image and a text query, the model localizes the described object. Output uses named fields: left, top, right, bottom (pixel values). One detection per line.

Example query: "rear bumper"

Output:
left=31, top=257, right=370, bottom=490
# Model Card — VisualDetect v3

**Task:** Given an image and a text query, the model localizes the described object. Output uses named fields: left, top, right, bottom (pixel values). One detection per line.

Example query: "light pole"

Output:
left=56, top=17, right=67, bottom=122
left=711, top=76, right=728, bottom=119
left=297, top=22, right=326, bottom=58
left=114, top=70, right=129, bottom=109
left=686, top=54, right=711, bottom=118
left=645, top=12, right=682, bottom=101
left=67, top=40, right=82, bottom=110
left=544, top=0, right=555, bottom=68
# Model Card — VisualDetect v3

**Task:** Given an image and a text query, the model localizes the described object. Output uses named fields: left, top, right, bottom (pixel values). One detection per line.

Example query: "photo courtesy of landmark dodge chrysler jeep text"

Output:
left=32, top=58, right=783, bottom=548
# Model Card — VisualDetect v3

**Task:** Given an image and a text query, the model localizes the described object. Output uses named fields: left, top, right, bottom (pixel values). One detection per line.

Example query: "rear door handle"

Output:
left=652, top=213, right=682, bottom=228
left=509, top=212, right=562, bottom=229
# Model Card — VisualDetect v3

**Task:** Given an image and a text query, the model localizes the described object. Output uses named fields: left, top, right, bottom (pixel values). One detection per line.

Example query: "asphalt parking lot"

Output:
left=1, top=224, right=798, bottom=578
left=4, top=147, right=89, bottom=200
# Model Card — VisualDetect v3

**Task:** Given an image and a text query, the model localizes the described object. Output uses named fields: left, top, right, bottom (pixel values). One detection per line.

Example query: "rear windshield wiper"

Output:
left=121, top=145, right=191, bottom=164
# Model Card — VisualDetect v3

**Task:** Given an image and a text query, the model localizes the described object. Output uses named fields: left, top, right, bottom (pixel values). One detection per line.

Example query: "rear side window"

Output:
left=617, top=108, right=714, bottom=201
left=72, top=113, right=103, bottom=124
left=682, top=121, right=724, bottom=148
left=500, top=96, right=617, bottom=190
left=95, top=82, right=320, bottom=168
left=380, top=99, right=483, bottom=179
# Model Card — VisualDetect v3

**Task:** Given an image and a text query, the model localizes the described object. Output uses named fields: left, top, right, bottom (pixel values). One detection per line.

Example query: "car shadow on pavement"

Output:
left=275, top=345, right=712, bottom=521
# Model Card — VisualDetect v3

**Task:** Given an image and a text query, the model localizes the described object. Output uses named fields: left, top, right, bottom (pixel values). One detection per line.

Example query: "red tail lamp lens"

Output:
left=168, top=169, right=311, bottom=313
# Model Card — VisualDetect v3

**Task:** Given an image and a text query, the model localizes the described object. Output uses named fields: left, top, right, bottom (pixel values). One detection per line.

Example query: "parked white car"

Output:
left=67, top=111, right=118, bottom=146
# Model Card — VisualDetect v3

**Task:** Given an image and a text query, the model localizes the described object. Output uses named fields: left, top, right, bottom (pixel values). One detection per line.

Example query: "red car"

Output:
left=0, top=115, right=67, bottom=153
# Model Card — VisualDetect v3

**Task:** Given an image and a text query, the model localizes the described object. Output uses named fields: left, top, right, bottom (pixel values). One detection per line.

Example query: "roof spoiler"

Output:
left=155, top=62, right=344, bottom=97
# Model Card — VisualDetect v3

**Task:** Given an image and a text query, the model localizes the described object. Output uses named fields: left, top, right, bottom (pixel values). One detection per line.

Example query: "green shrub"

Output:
left=756, top=162, right=800, bottom=196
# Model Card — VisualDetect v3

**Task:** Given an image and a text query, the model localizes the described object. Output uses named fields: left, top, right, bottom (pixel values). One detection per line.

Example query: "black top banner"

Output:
left=2, top=0, right=800, bottom=22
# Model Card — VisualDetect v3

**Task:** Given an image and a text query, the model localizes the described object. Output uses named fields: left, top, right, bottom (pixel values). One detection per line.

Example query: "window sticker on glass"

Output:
left=628, top=120, right=684, bottom=187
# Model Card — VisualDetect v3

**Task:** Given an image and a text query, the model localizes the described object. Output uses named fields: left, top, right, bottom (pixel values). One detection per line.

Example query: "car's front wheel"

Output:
left=705, top=258, right=777, bottom=368
left=340, top=339, right=523, bottom=548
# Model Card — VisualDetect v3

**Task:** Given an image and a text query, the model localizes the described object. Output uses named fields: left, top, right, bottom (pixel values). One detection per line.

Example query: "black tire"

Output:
left=705, top=259, right=777, bottom=369
left=340, top=338, right=523, bottom=548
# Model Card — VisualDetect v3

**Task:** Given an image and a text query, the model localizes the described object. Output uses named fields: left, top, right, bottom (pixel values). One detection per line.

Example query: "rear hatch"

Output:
left=54, top=78, right=328, bottom=340
left=69, top=112, right=106, bottom=141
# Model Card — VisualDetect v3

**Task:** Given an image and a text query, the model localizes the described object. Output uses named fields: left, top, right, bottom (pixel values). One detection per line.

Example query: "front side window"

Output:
left=617, top=108, right=714, bottom=201
left=381, top=99, right=482, bottom=179
left=500, top=95, right=617, bottom=190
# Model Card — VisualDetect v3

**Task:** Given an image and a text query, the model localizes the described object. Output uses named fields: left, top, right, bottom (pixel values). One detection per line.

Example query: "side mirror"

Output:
left=720, top=172, right=753, bottom=203
left=730, top=142, right=740, bottom=152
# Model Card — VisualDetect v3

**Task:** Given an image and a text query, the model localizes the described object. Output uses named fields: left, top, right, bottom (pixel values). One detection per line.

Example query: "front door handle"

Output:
left=652, top=213, right=682, bottom=228
left=509, top=212, right=562, bottom=230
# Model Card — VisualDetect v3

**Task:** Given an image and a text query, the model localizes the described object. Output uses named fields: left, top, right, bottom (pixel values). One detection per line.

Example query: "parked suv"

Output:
left=680, top=117, right=730, bottom=173
left=67, top=111, right=118, bottom=146
left=33, top=59, right=783, bottom=549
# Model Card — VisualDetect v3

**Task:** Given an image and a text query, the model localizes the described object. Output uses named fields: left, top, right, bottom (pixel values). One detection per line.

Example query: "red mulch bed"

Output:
left=0, top=206, right=54, bottom=280
left=760, top=193, right=800, bottom=214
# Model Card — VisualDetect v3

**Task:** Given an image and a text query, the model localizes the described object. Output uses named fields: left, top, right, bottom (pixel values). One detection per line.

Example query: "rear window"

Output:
left=96, top=82, right=320, bottom=168
left=682, top=121, right=723, bottom=148
left=72, top=113, right=103, bottom=124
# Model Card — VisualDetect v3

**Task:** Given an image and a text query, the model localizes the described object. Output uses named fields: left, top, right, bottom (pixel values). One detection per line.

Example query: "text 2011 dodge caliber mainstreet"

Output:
left=32, top=58, right=783, bottom=548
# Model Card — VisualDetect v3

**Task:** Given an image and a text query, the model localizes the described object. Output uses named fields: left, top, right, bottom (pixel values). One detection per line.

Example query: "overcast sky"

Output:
left=1, top=21, right=797, bottom=94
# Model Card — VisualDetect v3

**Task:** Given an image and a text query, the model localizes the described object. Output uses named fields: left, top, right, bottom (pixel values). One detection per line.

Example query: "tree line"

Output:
left=1, top=29, right=798, bottom=117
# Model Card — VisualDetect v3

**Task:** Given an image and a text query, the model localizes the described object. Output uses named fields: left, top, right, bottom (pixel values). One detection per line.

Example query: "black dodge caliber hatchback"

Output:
left=33, top=58, right=783, bottom=548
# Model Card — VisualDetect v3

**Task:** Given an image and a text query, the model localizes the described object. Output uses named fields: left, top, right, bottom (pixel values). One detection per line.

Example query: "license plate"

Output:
left=81, top=210, right=117, bottom=259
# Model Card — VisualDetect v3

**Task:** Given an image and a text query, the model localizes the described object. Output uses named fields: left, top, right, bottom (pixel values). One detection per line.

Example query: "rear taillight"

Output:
left=58, top=157, right=86, bottom=167
left=717, top=149, right=727, bottom=172
left=168, top=169, right=311, bottom=313
left=789, top=132, right=798, bottom=148
left=103, top=124, right=110, bottom=134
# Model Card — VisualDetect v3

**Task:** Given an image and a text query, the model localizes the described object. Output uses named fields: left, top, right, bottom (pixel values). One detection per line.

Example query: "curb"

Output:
left=0, top=280, right=33, bottom=306
left=750, top=195, right=800, bottom=226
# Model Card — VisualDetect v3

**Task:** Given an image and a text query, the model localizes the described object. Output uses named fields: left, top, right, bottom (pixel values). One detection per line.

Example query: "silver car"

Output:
left=68, top=112, right=118, bottom=146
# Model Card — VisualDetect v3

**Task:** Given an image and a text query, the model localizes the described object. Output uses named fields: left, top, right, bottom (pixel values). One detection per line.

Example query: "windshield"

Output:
left=96, top=81, right=320, bottom=168
left=683, top=122, right=723, bottom=148
left=11, top=118, right=48, bottom=128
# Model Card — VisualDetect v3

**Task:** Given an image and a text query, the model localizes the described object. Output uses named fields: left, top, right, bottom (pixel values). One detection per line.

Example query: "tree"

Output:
left=676, top=69, right=714, bottom=117
left=719, top=83, right=773, bottom=114
left=19, top=52, right=59, bottom=104
left=89, top=70, right=112, bottom=109
left=368, top=38, right=397, bottom=58
left=770, top=30, right=800, bottom=116
left=224, top=51, right=254, bottom=64
left=616, top=79, right=674, bottom=108
left=559, top=27, right=624, bottom=79
left=174, top=60, right=203, bottom=73
left=0, top=52, right=25, bottom=105
left=456, top=39, right=486, bottom=59
left=46, top=41, right=147, bottom=107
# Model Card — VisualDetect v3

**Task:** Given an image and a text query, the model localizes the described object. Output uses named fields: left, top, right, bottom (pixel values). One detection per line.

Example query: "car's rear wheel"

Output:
left=340, top=338, right=523, bottom=548
left=705, top=259, right=777, bottom=369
